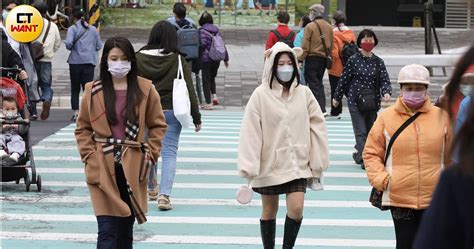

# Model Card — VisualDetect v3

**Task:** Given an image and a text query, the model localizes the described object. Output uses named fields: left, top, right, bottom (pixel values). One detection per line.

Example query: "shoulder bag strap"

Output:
left=42, top=19, right=51, bottom=44
left=384, top=112, right=422, bottom=165
left=315, top=21, right=330, bottom=58
left=71, top=25, right=87, bottom=49
left=271, top=30, right=284, bottom=40
left=176, top=55, right=184, bottom=80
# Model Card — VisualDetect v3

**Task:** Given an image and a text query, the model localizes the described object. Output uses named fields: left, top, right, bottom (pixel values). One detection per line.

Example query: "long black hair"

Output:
left=71, top=8, right=89, bottom=29
left=269, top=51, right=300, bottom=89
left=100, top=37, right=142, bottom=126
left=147, top=21, right=179, bottom=54
left=445, top=45, right=474, bottom=174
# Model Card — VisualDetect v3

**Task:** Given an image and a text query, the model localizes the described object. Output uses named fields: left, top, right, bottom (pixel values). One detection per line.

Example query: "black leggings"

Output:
left=201, top=61, right=220, bottom=104
left=69, top=64, right=95, bottom=110
left=391, top=207, right=425, bottom=249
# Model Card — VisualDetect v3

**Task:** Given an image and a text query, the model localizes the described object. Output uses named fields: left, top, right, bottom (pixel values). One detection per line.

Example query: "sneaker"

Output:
left=323, top=112, right=329, bottom=118
left=201, top=104, right=214, bottom=110
left=71, top=113, right=78, bottom=122
left=40, top=101, right=51, bottom=120
left=30, top=114, right=38, bottom=121
left=212, top=95, right=220, bottom=105
left=352, top=152, right=362, bottom=164
left=329, top=114, right=341, bottom=120
left=157, top=195, right=172, bottom=211
left=4, top=152, right=20, bottom=165
left=9, top=153, right=20, bottom=162
left=0, top=150, right=7, bottom=158
left=148, top=185, right=159, bottom=201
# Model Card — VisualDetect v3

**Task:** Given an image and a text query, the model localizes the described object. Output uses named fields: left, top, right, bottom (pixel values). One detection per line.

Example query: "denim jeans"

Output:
left=36, top=61, right=54, bottom=103
left=148, top=110, right=182, bottom=196
left=96, top=215, right=134, bottom=249
left=96, top=163, right=135, bottom=249
left=348, top=105, right=378, bottom=164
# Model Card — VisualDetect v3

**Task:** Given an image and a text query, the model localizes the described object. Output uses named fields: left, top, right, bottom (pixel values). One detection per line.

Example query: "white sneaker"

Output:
left=0, top=150, right=7, bottom=158
left=9, top=153, right=20, bottom=162
left=323, top=112, right=329, bottom=118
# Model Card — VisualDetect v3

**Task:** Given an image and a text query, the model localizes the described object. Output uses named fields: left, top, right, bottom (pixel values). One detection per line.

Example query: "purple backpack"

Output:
left=202, top=29, right=226, bottom=61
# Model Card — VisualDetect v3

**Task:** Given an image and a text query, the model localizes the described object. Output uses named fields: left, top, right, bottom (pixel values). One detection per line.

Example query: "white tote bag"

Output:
left=173, top=56, right=191, bottom=128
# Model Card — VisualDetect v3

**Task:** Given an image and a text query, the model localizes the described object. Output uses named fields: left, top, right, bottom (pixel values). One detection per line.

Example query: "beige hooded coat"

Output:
left=238, top=42, right=330, bottom=189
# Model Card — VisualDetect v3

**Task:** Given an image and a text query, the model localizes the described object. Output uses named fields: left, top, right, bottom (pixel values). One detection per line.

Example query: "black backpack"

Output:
left=271, top=30, right=295, bottom=48
left=340, top=41, right=358, bottom=65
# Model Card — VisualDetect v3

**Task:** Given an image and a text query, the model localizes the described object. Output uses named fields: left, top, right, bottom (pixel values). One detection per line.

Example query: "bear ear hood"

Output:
left=262, top=42, right=301, bottom=87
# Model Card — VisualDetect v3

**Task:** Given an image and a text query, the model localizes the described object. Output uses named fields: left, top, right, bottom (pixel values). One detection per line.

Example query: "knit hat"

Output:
left=309, top=4, right=325, bottom=17
left=398, top=64, right=431, bottom=86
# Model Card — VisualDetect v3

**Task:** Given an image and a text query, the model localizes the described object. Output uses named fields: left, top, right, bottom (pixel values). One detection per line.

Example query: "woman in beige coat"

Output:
left=75, top=37, right=167, bottom=248
left=238, top=42, right=329, bottom=249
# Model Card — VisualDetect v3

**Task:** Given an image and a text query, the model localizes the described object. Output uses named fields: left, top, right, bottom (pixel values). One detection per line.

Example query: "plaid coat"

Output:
left=75, top=77, right=167, bottom=219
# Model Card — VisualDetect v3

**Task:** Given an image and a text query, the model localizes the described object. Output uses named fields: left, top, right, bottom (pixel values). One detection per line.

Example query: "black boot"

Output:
left=282, top=215, right=302, bottom=249
left=260, top=219, right=276, bottom=249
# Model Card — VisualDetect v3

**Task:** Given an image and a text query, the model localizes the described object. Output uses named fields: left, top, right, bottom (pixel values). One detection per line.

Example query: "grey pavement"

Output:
left=45, top=27, right=473, bottom=109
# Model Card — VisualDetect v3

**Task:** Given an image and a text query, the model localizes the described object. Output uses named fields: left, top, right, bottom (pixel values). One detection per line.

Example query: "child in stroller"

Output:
left=0, top=96, right=27, bottom=165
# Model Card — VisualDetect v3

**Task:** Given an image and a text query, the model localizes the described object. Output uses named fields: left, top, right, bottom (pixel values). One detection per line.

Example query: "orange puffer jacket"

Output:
left=363, top=97, right=453, bottom=210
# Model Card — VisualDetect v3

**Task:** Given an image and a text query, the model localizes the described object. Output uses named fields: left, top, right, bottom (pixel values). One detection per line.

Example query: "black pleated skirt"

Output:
left=252, top=178, right=307, bottom=195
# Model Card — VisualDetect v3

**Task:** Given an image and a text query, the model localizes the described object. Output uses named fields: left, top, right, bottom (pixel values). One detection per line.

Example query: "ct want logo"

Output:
left=5, top=5, right=44, bottom=43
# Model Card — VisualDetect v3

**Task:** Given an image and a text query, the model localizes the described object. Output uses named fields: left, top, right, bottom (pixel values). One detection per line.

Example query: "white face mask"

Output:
left=460, top=84, right=473, bottom=96
left=277, top=65, right=294, bottom=83
left=108, top=60, right=131, bottom=79
left=4, top=110, right=17, bottom=118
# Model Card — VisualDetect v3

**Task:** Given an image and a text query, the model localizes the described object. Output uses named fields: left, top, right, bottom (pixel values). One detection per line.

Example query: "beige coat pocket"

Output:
left=294, top=144, right=310, bottom=169
left=85, top=152, right=100, bottom=185
left=271, top=145, right=310, bottom=175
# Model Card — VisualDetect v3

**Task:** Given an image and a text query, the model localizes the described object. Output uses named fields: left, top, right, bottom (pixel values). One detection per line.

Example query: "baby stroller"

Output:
left=1, top=66, right=41, bottom=192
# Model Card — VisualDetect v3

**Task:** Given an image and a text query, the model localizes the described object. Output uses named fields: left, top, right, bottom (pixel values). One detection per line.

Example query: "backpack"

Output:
left=340, top=41, right=358, bottom=65
left=201, top=29, right=227, bottom=61
left=176, top=24, right=200, bottom=60
left=271, top=30, right=295, bottom=48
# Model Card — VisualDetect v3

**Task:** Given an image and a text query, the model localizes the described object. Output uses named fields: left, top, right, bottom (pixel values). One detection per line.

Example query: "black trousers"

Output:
left=391, top=208, right=425, bottom=249
left=348, top=105, right=378, bottom=164
left=304, top=56, right=327, bottom=113
left=201, top=61, right=220, bottom=104
left=69, top=64, right=95, bottom=110
left=328, top=74, right=342, bottom=116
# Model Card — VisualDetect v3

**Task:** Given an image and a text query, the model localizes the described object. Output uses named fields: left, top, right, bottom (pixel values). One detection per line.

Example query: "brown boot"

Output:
left=40, top=101, right=51, bottom=120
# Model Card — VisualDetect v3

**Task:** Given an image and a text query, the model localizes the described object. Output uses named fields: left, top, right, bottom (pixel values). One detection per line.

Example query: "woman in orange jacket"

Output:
left=328, top=10, right=356, bottom=118
left=363, top=64, right=452, bottom=249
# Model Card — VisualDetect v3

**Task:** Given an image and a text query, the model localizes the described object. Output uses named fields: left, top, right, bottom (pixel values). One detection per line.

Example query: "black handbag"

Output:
left=369, top=112, right=421, bottom=211
left=356, top=58, right=380, bottom=112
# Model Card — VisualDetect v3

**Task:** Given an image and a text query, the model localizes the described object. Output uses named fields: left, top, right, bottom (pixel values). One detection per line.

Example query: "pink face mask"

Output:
left=402, top=90, right=427, bottom=109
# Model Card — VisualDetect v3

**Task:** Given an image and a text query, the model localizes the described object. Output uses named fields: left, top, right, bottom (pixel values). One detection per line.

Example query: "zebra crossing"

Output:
left=0, top=111, right=395, bottom=249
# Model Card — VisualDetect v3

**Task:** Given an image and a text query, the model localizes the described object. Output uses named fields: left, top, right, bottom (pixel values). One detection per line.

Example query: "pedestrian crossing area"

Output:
left=0, top=111, right=395, bottom=248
